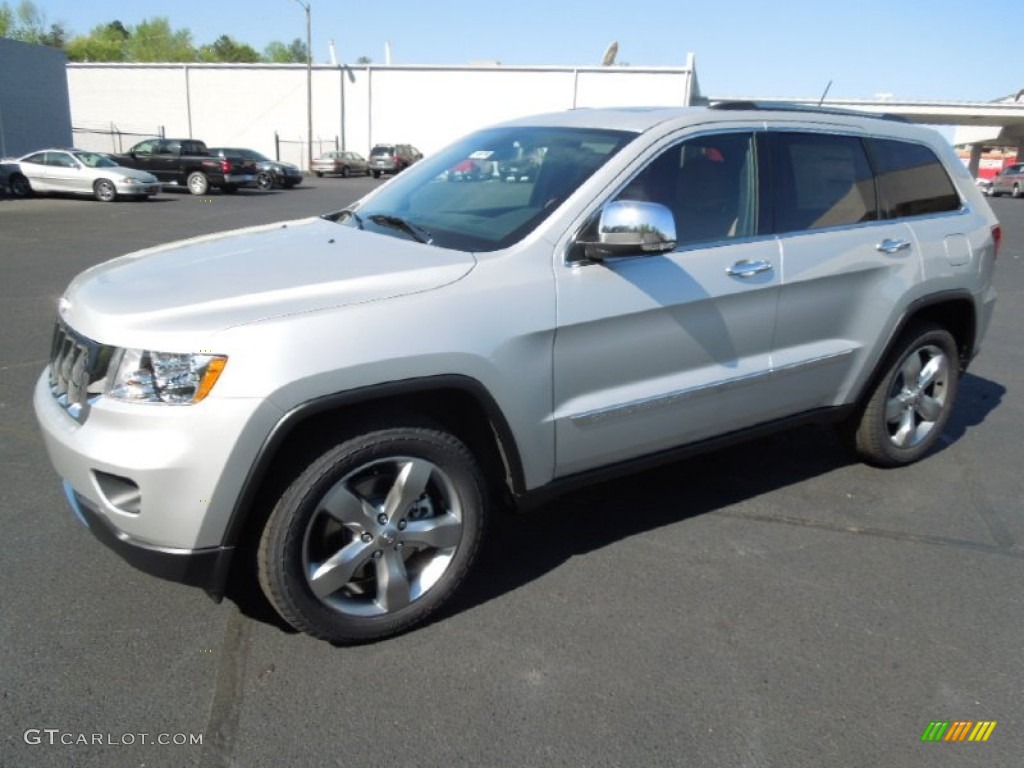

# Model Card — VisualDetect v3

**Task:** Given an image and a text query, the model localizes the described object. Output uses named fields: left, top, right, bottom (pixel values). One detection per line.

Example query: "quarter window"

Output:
left=867, top=138, right=960, bottom=218
left=771, top=132, right=876, bottom=233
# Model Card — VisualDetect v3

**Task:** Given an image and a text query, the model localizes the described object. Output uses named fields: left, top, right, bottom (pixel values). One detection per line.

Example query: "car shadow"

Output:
left=224, top=372, right=1004, bottom=641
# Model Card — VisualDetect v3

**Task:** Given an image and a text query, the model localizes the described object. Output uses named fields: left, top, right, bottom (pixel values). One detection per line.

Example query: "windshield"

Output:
left=332, top=126, right=635, bottom=251
left=72, top=151, right=117, bottom=168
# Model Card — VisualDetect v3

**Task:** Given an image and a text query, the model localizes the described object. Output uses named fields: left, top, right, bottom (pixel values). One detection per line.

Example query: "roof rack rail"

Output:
left=709, top=100, right=909, bottom=123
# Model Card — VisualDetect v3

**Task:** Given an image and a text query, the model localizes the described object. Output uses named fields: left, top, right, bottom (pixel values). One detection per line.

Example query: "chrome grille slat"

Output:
left=48, top=321, right=113, bottom=423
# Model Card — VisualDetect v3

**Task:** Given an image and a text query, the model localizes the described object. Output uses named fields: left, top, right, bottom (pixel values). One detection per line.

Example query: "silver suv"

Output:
left=34, top=103, right=1000, bottom=644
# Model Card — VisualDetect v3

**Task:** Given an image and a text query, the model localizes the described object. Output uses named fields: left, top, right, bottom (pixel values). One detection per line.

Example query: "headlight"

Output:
left=108, top=349, right=227, bottom=404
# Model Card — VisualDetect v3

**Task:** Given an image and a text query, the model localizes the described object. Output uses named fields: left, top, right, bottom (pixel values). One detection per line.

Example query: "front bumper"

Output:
left=33, top=371, right=262, bottom=552
left=64, top=482, right=232, bottom=593
left=115, top=181, right=162, bottom=196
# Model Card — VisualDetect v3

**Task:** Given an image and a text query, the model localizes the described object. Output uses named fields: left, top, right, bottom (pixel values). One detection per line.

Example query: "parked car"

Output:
left=208, top=147, right=302, bottom=190
left=368, top=143, right=422, bottom=177
left=34, top=103, right=1000, bottom=645
left=311, top=151, right=369, bottom=178
left=989, top=163, right=1024, bottom=197
left=6, top=148, right=161, bottom=202
left=111, top=138, right=256, bottom=195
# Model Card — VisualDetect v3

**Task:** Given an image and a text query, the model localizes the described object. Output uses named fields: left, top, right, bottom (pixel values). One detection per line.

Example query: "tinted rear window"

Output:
left=771, top=132, right=876, bottom=233
left=867, top=139, right=960, bottom=218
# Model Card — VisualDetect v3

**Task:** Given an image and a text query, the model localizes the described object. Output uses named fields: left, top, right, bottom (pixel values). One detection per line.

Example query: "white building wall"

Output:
left=66, top=62, right=697, bottom=169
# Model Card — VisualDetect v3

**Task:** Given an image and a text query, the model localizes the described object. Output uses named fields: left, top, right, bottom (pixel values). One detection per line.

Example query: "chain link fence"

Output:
left=71, top=124, right=166, bottom=154
left=274, top=134, right=339, bottom=170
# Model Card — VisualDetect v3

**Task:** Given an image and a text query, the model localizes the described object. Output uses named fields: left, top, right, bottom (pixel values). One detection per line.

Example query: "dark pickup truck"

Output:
left=113, top=138, right=257, bottom=195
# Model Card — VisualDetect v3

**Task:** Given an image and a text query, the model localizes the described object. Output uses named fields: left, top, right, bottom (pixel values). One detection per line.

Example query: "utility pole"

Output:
left=294, top=0, right=313, bottom=170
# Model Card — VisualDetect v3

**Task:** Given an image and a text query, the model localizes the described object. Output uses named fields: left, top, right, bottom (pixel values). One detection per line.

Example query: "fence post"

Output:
left=275, top=131, right=280, bottom=161
left=335, top=135, right=339, bottom=151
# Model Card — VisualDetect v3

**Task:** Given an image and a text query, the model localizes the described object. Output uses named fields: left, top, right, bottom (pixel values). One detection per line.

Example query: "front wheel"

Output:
left=258, top=427, right=487, bottom=643
left=93, top=179, right=117, bottom=203
left=340, top=166, right=350, bottom=178
left=9, top=174, right=32, bottom=197
left=850, top=323, right=959, bottom=467
left=187, top=171, right=209, bottom=195
left=256, top=172, right=274, bottom=191
left=1013, top=184, right=1022, bottom=199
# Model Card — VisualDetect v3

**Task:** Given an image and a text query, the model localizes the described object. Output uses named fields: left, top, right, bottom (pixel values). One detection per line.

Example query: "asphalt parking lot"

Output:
left=1, top=181, right=1021, bottom=768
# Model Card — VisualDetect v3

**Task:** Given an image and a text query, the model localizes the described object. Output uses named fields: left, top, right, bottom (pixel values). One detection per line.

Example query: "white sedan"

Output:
left=9, top=149, right=161, bottom=202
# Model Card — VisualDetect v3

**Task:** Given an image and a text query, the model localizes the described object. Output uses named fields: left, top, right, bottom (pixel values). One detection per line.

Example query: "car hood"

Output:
left=60, top=217, right=476, bottom=343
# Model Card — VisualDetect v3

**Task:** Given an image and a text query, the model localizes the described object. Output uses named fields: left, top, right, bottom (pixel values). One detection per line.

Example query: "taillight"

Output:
left=992, top=224, right=1002, bottom=259
left=220, top=159, right=232, bottom=173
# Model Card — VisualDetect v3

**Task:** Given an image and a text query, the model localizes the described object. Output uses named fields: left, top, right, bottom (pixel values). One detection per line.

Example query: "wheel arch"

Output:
left=216, top=375, right=525, bottom=590
left=857, top=290, right=977, bottom=406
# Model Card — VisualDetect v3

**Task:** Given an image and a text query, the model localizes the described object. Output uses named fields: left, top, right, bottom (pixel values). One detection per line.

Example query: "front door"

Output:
left=552, top=131, right=781, bottom=476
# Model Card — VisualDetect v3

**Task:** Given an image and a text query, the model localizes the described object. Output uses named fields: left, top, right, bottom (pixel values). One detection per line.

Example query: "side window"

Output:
left=615, top=132, right=758, bottom=246
left=22, top=152, right=46, bottom=164
left=771, top=132, right=876, bottom=233
left=133, top=140, right=158, bottom=155
left=867, top=138, right=960, bottom=218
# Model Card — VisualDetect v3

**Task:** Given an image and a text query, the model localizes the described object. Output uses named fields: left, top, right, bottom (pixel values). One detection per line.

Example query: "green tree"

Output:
left=123, top=17, right=195, bottom=62
left=262, top=37, right=307, bottom=63
left=1, top=0, right=66, bottom=48
left=65, top=20, right=129, bottom=61
left=0, top=4, right=13, bottom=37
left=199, top=34, right=260, bottom=62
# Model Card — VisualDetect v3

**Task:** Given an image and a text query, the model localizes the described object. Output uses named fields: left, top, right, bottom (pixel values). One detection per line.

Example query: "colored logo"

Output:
left=921, top=721, right=996, bottom=742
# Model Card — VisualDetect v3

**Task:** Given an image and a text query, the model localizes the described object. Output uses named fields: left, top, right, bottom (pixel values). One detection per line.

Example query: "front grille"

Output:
left=49, top=321, right=114, bottom=423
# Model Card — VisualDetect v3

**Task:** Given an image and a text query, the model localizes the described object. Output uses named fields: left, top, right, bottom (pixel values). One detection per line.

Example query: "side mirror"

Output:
left=579, top=200, right=677, bottom=261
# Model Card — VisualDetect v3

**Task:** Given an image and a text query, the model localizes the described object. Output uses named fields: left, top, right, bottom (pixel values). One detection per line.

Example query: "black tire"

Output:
left=341, top=165, right=350, bottom=178
left=372, top=170, right=381, bottom=178
left=315, top=171, right=324, bottom=178
left=9, top=173, right=32, bottom=197
left=187, top=171, right=209, bottom=196
left=851, top=323, right=959, bottom=467
left=258, top=427, right=487, bottom=644
left=222, top=184, right=239, bottom=194
left=93, top=178, right=117, bottom=203
left=256, top=172, right=274, bottom=191
left=1013, top=184, right=1022, bottom=199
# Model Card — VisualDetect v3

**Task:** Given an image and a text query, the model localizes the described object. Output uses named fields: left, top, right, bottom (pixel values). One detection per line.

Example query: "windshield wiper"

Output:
left=368, top=214, right=433, bottom=244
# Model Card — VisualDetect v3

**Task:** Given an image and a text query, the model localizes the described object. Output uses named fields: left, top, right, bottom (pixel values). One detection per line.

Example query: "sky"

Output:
left=22, top=0, right=1024, bottom=103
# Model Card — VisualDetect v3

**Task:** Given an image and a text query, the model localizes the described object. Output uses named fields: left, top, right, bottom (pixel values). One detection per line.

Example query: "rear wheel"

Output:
left=258, top=427, right=487, bottom=643
left=341, top=166, right=350, bottom=178
left=315, top=171, right=324, bottom=178
left=851, top=323, right=959, bottom=467
left=187, top=171, right=209, bottom=195
left=1013, top=184, right=1022, bottom=199
left=372, top=170, right=381, bottom=178
left=93, top=179, right=117, bottom=203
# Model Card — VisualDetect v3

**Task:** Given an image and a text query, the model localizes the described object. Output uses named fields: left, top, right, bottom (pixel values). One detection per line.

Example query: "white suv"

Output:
left=34, top=103, right=1000, bottom=643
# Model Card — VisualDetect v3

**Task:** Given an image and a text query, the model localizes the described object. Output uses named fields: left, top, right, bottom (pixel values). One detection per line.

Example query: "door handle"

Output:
left=876, top=238, right=912, bottom=254
left=726, top=259, right=773, bottom=278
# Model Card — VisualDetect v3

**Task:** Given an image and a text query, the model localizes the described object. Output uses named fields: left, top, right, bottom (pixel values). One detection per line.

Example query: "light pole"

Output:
left=293, top=0, right=313, bottom=170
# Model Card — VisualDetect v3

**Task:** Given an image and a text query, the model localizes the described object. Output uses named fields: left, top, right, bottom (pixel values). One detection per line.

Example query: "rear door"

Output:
left=552, top=130, right=782, bottom=476
left=767, top=130, right=920, bottom=411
